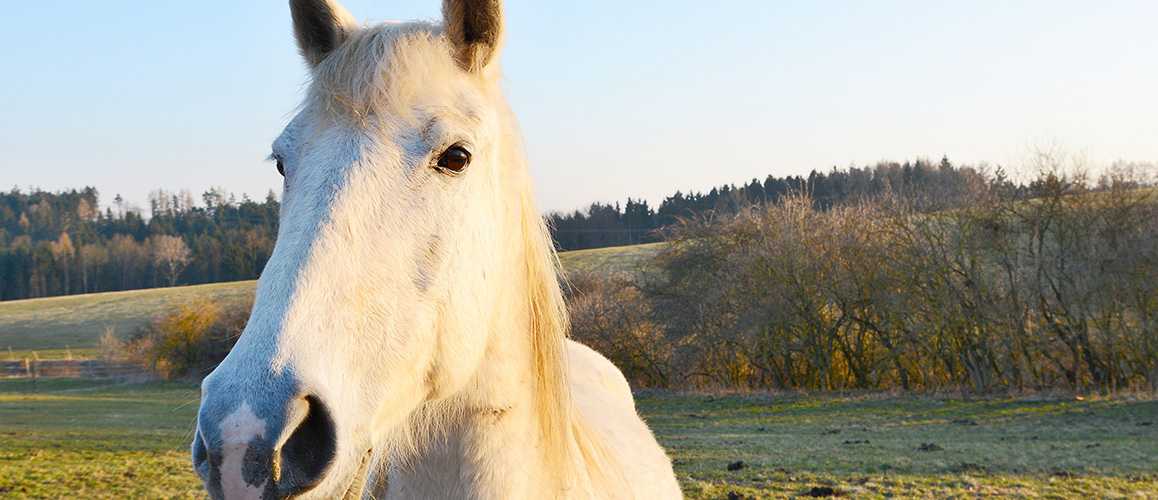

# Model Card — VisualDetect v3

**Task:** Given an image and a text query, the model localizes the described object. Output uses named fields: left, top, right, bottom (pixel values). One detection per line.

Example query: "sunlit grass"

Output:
left=0, top=281, right=256, bottom=353
left=1, top=381, right=1154, bottom=498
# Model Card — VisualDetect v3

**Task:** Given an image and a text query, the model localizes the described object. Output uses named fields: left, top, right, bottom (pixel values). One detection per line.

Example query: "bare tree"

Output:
left=150, top=235, right=192, bottom=287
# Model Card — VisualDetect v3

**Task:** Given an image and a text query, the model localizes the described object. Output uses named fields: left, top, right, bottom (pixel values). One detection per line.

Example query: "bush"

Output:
left=119, top=297, right=252, bottom=380
left=651, top=172, right=1158, bottom=392
left=567, top=272, right=671, bottom=387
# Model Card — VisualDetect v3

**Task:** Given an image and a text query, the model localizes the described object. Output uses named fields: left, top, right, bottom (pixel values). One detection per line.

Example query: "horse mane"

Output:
left=508, top=114, right=628, bottom=494
left=507, top=112, right=577, bottom=489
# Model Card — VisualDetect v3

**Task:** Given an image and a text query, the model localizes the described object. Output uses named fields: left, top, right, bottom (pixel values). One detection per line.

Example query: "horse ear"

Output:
left=442, top=0, right=504, bottom=72
left=290, top=0, right=358, bottom=66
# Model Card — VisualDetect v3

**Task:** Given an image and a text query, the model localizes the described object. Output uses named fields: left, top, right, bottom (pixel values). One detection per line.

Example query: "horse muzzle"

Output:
left=194, top=379, right=338, bottom=500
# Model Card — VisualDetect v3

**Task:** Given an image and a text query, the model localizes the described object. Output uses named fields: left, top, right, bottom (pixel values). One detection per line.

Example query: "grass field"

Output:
left=0, top=281, right=257, bottom=355
left=1, top=380, right=1154, bottom=499
left=3, top=243, right=1156, bottom=498
left=555, top=242, right=663, bottom=277
left=0, top=243, right=663, bottom=358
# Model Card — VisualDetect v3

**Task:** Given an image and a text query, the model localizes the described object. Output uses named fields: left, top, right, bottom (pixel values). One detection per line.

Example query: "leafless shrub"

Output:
left=567, top=272, right=671, bottom=387
left=646, top=168, right=1158, bottom=393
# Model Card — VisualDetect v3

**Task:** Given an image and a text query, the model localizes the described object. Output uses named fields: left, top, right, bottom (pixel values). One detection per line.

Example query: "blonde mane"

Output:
left=520, top=186, right=578, bottom=487
left=492, top=102, right=578, bottom=485
left=509, top=110, right=628, bottom=495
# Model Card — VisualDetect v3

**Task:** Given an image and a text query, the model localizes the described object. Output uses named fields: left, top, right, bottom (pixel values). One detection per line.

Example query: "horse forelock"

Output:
left=307, top=22, right=474, bottom=125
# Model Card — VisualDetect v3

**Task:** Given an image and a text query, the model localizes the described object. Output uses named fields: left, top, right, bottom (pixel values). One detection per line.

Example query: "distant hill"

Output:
left=0, top=243, right=662, bottom=357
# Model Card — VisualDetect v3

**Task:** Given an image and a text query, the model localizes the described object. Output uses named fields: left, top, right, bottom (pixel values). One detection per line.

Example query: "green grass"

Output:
left=0, top=244, right=662, bottom=356
left=556, top=242, right=664, bottom=277
left=1, top=381, right=1154, bottom=498
left=0, top=379, right=202, bottom=498
left=639, top=392, right=1158, bottom=498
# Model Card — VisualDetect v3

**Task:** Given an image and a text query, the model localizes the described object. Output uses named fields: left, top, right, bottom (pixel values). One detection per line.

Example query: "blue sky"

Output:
left=2, top=1, right=1155, bottom=213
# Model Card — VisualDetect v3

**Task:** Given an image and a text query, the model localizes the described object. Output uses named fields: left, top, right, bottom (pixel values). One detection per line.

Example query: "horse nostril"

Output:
left=276, top=396, right=337, bottom=495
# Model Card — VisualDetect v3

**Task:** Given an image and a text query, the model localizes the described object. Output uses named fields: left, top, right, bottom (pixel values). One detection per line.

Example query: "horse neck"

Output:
left=384, top=184, right=582, bottom=497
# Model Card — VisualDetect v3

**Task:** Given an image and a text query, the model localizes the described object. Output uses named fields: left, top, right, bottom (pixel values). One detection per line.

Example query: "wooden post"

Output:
left=31, top=351, right=40, bottom=388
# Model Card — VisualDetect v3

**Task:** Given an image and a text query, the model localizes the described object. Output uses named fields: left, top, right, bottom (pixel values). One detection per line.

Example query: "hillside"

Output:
left=0, top=243, right=663, bottom=356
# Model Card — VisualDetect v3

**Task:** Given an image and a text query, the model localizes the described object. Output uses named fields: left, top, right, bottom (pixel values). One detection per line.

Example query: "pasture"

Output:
left=0, top=281, right=257, bottom=356
left=2, top=243, right=1156, bottom=497
left=0, top=379, right=1154, bottom=499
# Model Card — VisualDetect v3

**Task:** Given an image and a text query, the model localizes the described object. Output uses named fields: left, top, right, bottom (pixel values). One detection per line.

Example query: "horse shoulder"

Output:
left=565, top=340, right=683, bottom=499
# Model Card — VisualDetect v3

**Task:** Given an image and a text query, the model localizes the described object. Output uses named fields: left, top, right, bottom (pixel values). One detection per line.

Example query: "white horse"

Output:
left=192, top=1, right=682, bottom=498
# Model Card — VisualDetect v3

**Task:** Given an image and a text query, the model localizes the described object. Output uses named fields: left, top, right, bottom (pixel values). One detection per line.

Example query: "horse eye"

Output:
left=436, top=146, right=472, bottom=174
left=276, top=158, right=286, bottom=177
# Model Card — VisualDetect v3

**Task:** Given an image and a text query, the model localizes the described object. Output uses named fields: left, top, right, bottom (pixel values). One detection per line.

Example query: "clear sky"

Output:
left=2, top=1, right=1155, bottom=213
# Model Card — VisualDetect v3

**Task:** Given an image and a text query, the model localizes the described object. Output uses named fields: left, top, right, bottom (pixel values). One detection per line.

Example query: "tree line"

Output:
left=568, top=160, right=1158, bottom=392
left=0, top=187, right=279, bottom=301
left=548, top=157, right=990, bottom=250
